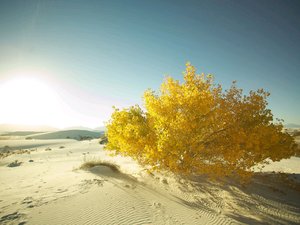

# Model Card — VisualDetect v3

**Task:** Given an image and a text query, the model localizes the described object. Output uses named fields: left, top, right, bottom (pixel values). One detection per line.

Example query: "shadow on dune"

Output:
left=173, top=172, right=300, bottom=224
left=87, top=165, right=139, bottom=184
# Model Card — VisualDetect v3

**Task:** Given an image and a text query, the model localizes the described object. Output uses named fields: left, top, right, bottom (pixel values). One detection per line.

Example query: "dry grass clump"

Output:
left=80, top=160, right=120, bottom=173
left=7, top=160, right=22, bottom=167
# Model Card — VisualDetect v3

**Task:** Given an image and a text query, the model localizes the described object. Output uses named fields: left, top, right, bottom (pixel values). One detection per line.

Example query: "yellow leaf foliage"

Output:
left=105, top=63, right=298, bottom=181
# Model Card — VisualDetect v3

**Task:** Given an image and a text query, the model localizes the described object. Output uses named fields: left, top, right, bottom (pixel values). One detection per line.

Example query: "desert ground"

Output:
left=0, top=130, right=299, bottom=225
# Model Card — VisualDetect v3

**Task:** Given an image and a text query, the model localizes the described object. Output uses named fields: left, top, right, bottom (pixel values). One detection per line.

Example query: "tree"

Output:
left=105, top=63, right=297, bottom=181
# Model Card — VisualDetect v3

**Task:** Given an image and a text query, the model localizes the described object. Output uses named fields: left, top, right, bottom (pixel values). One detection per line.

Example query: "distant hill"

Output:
left=26, top=129, right=104, bottom=140
left=284, top=123, right=300, bottom=129
left=63, top=126, right=106, bottom=132
left=93, top=126, right=106, bottom=132
left=0, top=124, right=57, bottom=132
left=63, top=126, right=96, bottom=131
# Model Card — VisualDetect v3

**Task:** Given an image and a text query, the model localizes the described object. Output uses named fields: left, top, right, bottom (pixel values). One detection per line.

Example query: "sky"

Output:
left=0, top=0, right=299, bottom=128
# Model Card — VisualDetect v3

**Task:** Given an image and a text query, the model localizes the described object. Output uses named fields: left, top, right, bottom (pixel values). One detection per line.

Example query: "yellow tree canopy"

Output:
left=105, top=63, right=297, bottom=181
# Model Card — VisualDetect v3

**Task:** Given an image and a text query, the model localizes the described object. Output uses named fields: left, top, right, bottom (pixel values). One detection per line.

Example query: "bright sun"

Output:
left=0, top=77, right=65, bottom=126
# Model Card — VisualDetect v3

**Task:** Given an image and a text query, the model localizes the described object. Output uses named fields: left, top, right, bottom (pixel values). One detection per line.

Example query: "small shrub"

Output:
left=7, top=160, right=22, bottom=167
left=79, top=136, right=94, bottom=141
left=99, top=136, right=108, bottom=145
left=3, top=145, right=10, bottom=152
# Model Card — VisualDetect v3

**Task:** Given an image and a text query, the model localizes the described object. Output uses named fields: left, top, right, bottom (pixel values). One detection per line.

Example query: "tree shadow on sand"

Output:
left=173, top=172, right=300, bottom=224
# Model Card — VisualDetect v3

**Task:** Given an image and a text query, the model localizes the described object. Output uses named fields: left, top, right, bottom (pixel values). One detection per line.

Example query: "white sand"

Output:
left=0, top=133, right=299, bottom=225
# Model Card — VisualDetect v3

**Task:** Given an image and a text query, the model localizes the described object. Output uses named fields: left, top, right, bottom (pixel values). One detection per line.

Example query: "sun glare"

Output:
left=0, top=77, right=66, bottom=127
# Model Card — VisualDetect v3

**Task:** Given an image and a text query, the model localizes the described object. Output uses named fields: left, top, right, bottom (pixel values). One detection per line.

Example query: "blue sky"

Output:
left=0, top=0, right=299, bottom=128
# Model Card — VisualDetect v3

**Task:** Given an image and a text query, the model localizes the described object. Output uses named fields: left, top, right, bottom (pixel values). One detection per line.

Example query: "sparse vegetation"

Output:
left=3, top=145, right=10, bottom=152
left=0, top=148, right=32, bottom=159
left=79, top=135, right=94, bottom=141
left=7, top=160, right=22, bottom=167
left=99, top=135, right=108, bottom=145
left=105, top=63, right=298, bottom=182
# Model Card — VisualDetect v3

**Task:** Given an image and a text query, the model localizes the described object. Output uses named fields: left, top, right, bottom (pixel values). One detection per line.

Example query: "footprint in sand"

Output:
left=21, top=197, right=37, bottom=208
left=123, top=183, right=137, bottom=189
left=152, top=202, right=162, bottom=209
left=0, top=211, right=27, bottom=224
left=21, top=197, right=33, bottom=205
left=55, top=188, right=68, bottom=193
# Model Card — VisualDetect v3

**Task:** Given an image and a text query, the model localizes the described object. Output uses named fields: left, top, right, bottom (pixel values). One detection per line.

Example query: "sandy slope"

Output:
left=0, top=137, right=299, bottom=225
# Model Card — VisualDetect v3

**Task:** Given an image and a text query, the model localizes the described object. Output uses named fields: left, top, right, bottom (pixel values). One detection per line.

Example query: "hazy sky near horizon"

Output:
left=0, top=0, right=299, bottom=128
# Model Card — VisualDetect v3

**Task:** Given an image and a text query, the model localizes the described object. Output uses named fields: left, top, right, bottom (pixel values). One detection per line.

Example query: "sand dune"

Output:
left=0, top=131, right=43, bottom=137
left=0, top=136, right=299, bottom=224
